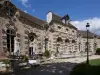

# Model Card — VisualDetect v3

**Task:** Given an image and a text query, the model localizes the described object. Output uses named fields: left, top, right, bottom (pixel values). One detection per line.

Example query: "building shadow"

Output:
left=70, top=63, right=100, bottom=75
left=14, top=62, right=77, bottom=75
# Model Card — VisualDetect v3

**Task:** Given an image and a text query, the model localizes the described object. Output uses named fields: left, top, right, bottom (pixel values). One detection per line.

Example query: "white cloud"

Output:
left=32, top=9, right=35, bottom=13
left=20, top=0, right=31, bottom=8
left=71, top=17, right=100, bottom=35
left=24, top=10, right=27, bottom=13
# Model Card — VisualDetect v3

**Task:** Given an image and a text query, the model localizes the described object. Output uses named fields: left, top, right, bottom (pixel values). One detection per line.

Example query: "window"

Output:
left=7, top=29, right=16, bottom=52
left=58, top=26, right=61, bottom=29
left=66, top=28, right=68, bottom=31
left=72, top=30, right=74, bottom=33
left=28, top=32, right=37, bottom=41
left=57, top=37, right=63, bottom=42
left=65, top=39, right=69, bottom=43
left=29, top=47, right=34, bottom=56
left=6, top=7, right=14, bottom=17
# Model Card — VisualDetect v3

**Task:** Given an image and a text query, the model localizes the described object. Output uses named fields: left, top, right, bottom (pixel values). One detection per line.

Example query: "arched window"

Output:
left=66, top=28, right=68, bottom=31
left=45, top=38, right=49, bottom=42
left=6, top=29, right=16, bottom=53
left=57, top=37, right=63, bottom=42
left=72, top=40, right=76, bottom=43
left=65, top=39, right=69, bottom=43
left=28, top=32, right=37, bottom=42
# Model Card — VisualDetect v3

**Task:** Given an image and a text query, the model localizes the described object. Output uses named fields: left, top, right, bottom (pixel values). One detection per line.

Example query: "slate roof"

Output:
left=18, top=9, right=46, bottom=26
left=77, top=30, right=98, bottom=38
left=7, top=1, right=46, bottom=27
left=50, top=13, right=77, bottom=30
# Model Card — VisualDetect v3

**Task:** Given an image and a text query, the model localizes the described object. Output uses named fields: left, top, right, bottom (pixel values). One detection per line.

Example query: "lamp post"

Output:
left=43, top=23, right=49, bottom=52
left=86, top=23, right=90, bottom=64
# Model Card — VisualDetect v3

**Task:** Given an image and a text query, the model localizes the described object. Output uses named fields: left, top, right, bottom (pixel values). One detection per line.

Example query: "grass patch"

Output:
left=89, top=59, right=100, bottom=65
left=70, top=59, right=100, bottom=75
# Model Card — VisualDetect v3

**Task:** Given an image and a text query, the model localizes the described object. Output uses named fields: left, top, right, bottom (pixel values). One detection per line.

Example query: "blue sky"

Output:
left=11, top=0, right=100, bottom=20
left=11, top=0, right=100, bottom=34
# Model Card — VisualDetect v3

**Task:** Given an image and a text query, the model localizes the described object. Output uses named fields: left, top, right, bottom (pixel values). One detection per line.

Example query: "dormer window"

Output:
left=4, top=1, right=16, bottom=17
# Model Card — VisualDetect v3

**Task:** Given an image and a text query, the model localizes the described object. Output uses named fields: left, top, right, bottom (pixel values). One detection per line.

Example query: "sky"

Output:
left=11, top=0, right=100, bottom=35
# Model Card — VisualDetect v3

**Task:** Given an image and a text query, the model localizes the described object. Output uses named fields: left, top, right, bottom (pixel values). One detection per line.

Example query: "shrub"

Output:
left=43, top=49, right=50, bottom=58
left=96, top=48, right=100, bottom=55
left=22, top=55, right=28, bottom=62
left=0, top=59, right=10, bottom=64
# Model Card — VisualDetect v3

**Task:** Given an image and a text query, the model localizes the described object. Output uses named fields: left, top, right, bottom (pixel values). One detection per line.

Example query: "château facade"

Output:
left=0, top=0, right=100, bottom=58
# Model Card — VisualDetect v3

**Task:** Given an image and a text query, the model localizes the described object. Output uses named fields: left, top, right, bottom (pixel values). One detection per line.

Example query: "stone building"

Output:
left=0, top=0, right=100, bottom=58
left=0, top=0, right=46, bottom=57
left=77, top=30, right=100, bottom=56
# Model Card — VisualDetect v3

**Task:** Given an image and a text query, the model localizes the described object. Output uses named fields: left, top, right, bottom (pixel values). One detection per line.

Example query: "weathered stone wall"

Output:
left=47, top=22, right=78, bottom=56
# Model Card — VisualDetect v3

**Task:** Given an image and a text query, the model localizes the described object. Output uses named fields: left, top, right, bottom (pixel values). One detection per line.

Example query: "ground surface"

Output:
left=0, top=55, right=100, bottom=75
left=15, top=55, right=100, bottom=75
left=15, top=62, right=77, bottom=75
